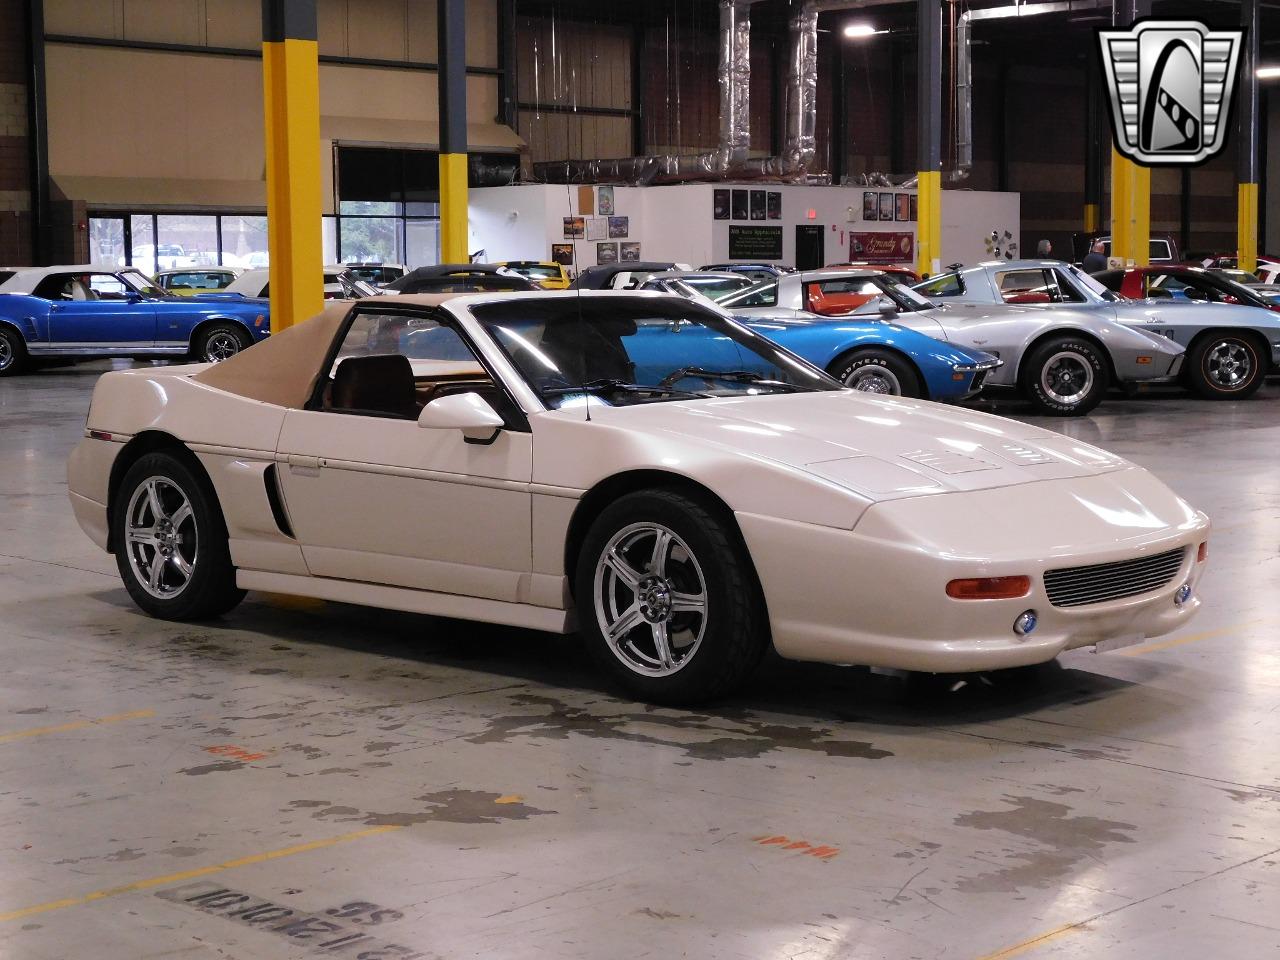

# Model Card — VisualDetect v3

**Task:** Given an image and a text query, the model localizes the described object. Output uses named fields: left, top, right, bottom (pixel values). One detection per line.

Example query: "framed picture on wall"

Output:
left=878, top=192, right=894, bottom=221
left=620, top=241, right=641, bottom=261
left=577, top=185, right=594, bottom=216
left=713, top=188, right=730, bottom=220
left=750, top=190, right=766, bottom=220
left=551, top=243, right=574, bottom=266
left=586, top=217, right=607, bottom=240
left=895, top=194, right=911, bottom=222
left=608, top=216, right=629, bottom=238
left=563, top=217, right=585, bottom=239
left=862, top=191, right=878, bottom=221
left=767, top=191, right=782, bottom=220
left=731, top=189, right=749, bottom=220
left=910, top=195, right=918, bottom=221
left=597, top=185, right=615, bottom=216
left=597, top=242, right=619, bottom=264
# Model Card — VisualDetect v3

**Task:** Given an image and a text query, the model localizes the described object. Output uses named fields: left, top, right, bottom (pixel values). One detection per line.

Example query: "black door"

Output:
left=795, top=225, right=825, bottom=271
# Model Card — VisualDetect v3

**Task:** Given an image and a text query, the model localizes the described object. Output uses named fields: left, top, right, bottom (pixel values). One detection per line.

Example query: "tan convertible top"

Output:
left=191, top=294, right=460, bottom=409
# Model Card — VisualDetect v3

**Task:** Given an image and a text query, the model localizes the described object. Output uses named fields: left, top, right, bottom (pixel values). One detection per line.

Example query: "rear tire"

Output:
left=1185, top=333, right=1265, bottom=399
left=0, top=326, right=28, bottom=377
left=195, top=323, right=251, bottom=363
left=1021, top=335, right=1108, bottom=416
left=113, top=451, right=245, bottom=620
left=575, top=489, right=768, bottom=705
left=829, top=348, right=922, bottom=398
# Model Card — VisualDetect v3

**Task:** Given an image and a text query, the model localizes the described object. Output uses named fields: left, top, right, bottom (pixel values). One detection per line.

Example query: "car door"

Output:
left=273, top=305, right=534, bottom=602
left=40, top=272, right=156, bottom=347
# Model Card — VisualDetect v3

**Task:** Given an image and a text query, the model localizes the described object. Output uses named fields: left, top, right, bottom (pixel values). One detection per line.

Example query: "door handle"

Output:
left=286, top=454, right=321, bottom=476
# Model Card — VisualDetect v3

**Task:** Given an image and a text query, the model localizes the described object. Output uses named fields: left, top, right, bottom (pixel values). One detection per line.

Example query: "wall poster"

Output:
left=596, top=241, right=619, bottom=264
left=731, top=189, right=749, bottom=220
left=551, top=243, right=574, bottom=266
left=862, top=192, right=878, bottom=220
left=563, top=217, right=585, bottom=239
left=766, top=191, right=782, bottom=220
left=586, top=217, right=607, bottom=240
left=728, top=225, right=783, bottom=261
left=620, top=241, right=641, bottom=261
left=597, top=185, right=615, bottom=216
left=749, top=190, right=766, bottom=220
left=848, top=231, right=915, bottom=264
left=607, top=216, right=629, bottom=238
left=713, top=189, right=730, bottom=220
left=895, top=194, right=911, bottom=222
left=878, top=193, right=894, bottom=221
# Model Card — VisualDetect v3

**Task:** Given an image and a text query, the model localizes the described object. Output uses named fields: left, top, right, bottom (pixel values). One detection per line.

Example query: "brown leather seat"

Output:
left=330, top=354, right=417, bottom=418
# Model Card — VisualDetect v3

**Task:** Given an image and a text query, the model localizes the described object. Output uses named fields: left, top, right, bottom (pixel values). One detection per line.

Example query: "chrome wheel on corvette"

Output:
left=1022, top=335, right=1107, bottom=416
left=593, top=522, right=708, bottom=677
left=1186, top=333, right=1264, bottom=400
left=1039, top=351, right=1095, bottom=407
left=576, top=488, right=769, bottom=704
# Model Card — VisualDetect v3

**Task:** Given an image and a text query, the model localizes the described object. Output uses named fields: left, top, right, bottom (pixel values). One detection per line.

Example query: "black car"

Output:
left=384, top=264, right=538, bottom=294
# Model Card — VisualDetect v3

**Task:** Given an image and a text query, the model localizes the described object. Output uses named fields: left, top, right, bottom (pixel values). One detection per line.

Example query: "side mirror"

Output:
left=417, top=391, right=505, bottom=444
left=878, top=299, right=898, bottom=319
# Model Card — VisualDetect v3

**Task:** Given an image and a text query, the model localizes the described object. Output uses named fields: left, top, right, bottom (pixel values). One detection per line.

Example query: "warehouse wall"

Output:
left=0, top=0, right=30, bottom=265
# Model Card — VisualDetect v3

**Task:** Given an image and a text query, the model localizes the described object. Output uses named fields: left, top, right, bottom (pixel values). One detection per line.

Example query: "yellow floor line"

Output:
left=0, top=709, right=155, bottom=744
left=0, top=825, right=403, bottom=923
left=1115, top=619, right=1262, bottom=657
left=974, top=921, right=1084, bottom=960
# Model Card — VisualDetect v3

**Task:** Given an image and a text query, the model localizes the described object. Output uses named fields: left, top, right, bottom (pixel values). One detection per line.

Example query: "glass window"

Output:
left=718, top=281, right=779, bottom=309
left=914, top=272, right=964, bottom=298
left=157, top=215, right=218, bottom=267
left=322, top=216, right=338, bottom=264
left=130, top=215, right=157, bottom=275
left=89, top=218, right=126, bottom=268
left=406, top=219, right=441, bottom=268
left=221, top=215, right=269, bottom=269
left=804, top=278, right=884, bottom=316
left=996, top=269, right=1057, bottom=304
left=340, top=217, right=402, bottom=266
left=472, top=298, right=835, bottom=410
left=87, top=273, right=129, bottom=299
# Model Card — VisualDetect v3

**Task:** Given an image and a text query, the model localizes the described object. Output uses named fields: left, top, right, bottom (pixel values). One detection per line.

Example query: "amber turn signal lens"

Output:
left=1197, top=542, right=1208, bottom=562
left=1136, top=356, right=1152, bottom=364
left=946, top=576, right=1032, bottom=600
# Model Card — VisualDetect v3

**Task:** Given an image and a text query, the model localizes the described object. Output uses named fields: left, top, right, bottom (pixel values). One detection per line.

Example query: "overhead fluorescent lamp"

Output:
left=843, top=23, right=879, bottom=38
left=1258, top=66, right=1280, bottom=79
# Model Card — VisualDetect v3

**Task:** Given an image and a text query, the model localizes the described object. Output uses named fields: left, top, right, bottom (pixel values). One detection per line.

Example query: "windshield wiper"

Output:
left=660, top=366, right=815, bottom=392
left=542, top=379, right=709, bottom=399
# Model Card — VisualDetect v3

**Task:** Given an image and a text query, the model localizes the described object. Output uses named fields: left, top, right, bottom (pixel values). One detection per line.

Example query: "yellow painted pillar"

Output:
left=915, top=0, right=942, bottom=277
left=438, top=0, right=469, bottom=264
left=1238, top=183, right=1259, bottom=274
left=1110, top=148, right=1150, bottom=266
left=916, top=171, right=942, bottom=277
left=262, top=0, right=323, bottom=332
left=1083, top=203, right=1101, bottom=234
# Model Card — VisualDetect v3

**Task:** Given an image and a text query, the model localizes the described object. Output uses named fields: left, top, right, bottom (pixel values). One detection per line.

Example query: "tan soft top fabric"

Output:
left=191, top=294, right=461, bottom=409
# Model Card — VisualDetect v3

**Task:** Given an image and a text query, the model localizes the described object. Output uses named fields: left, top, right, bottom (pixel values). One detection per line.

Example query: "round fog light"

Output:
left=1174, top=583, right=1192, bottom=606
left=1013, top=610, right=1038, bottom=636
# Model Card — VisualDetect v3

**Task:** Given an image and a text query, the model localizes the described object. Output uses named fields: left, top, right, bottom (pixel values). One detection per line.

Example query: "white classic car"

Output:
left=67, top=292, right=1209, bottom=703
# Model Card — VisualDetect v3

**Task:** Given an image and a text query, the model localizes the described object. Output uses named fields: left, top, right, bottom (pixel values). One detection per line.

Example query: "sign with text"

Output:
left=848, top=231, right=914, bottom=264
left=728, top=225, right=783, bottom=261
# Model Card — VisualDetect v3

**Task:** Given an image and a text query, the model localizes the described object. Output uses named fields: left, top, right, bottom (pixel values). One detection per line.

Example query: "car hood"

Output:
left=740, top=315, right=996, bottom=365
left=560, top=390, right=1130, bottom=500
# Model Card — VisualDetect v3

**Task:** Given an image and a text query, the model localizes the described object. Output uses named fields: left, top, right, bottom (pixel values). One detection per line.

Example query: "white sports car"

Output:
left=68, top=292, right=1209, bottom=703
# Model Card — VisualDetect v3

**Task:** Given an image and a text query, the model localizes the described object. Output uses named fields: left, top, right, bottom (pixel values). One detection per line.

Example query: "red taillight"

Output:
left=1197, top=542, right=1208, bottom=563
left=946, top=576, right=1032, bottom=600
left=88, top=430, right=113, bottom=441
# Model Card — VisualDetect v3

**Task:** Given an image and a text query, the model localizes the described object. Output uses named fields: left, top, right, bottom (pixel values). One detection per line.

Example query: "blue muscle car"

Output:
left=0, top=265, right=270, bottom=377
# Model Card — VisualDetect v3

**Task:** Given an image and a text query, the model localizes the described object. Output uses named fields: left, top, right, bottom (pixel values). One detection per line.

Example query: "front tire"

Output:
left=1185, top=333, right=1265, bottom=399
left=113, top=451, right=245, bottom=620
left=195, top=323, right=251, bottom=363
left=575, top=489, right=768, bottom=705
left=0, top=326, right=28, bottom=377
left=1021, top=335, right=1108, bottom=416
left=829, top=348, right=922, bottom=398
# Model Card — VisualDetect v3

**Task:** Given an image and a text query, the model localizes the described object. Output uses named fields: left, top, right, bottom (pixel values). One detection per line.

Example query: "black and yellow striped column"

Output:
left=438, top=0, right=469, bottom=264
left=262, top=0, right=323, bottom=332
left=1237, top=0, right=1260, bottom=273
left=915, top=0, right=942, bottom=277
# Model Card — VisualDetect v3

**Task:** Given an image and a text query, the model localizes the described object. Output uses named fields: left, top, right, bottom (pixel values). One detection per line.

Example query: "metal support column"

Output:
left=262, top=0, right=322, bottom=332
left=832, top=35, right=848, bottom=184
left=1084, top=53, right=1103, bottom=233
left=1108, top=0, right=1150, bottom=266
left=916, top=0, right=942, bottom=277
left=1237, top=0, right=1260, bottom=272
left=496, top=0, right=517, bottom=130
left=26, top=0, right=50, bottom=264
left=438, top=0, right=469, bottom=264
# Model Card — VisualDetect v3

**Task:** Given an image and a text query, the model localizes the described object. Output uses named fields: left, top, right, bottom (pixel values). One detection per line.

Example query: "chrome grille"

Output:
left=1043, top=548, right=1186, bottom=608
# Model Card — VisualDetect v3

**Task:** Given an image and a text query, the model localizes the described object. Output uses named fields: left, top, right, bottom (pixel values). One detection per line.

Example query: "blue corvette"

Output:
left=0, top=264, right=270, bottom=377
left=648, top=274, right=1002, bottom=401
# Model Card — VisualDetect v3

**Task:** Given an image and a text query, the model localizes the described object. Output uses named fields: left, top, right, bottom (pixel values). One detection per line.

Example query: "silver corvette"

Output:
left=917, top=259, right=1280, bottom=400
left=723, top=268, right=1184, bottom=416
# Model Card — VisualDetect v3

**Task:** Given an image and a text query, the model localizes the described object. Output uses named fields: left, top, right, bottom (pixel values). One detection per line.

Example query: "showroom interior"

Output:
left=1, top=0, right=1279, bottom=958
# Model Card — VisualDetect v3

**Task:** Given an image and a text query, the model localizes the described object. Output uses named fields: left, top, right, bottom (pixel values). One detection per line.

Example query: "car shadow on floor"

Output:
left=91, top=586, right=1144, bottom=731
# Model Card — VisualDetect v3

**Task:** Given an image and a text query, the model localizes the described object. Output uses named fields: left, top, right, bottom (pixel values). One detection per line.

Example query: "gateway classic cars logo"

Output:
left=1097, top=19, right=1244, bottom=165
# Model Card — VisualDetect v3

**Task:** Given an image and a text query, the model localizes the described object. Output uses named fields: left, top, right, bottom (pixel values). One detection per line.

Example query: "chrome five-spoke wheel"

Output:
left=593, top=522, right=708, bottom=677
left=124, top=476, right=198, bottom=599
left=1203, top=339, right=1252, bottom=390
left=203, top=331, right=242, bottom=362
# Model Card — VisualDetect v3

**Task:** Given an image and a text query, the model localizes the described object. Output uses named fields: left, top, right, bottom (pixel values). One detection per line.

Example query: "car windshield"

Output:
left=119, top=270, right=167, bottom=298
left=470, top=298, right=838, bottom=409
left=717, top=280, right=780, bottom=308
left=681, top=275, right=755, bottom=300
left=1063, top=264, right=1120, bottom=302
left=511, top=264, right=560, bottom=279
left=845, top=274, right=936, bottom=313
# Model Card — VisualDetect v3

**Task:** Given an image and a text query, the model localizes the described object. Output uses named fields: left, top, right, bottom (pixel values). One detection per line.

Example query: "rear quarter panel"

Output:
left=0, top=294, right=51, bottom=343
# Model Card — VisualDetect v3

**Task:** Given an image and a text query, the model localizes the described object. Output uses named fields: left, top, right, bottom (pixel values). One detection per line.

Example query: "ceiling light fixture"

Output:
left=843, top=23, right=878, bottom=39
left=1258, top=66, right=1280, bottom=79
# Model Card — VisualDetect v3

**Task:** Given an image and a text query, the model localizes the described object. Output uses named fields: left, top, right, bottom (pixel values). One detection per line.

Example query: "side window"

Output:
left=322, top=311, right=494, bottom=419
left=1150, top=241, right=1171, bottom=261
left=89, top=274, right=130, bottom=299
left=1048, top=270, right=1086, bottom=303
left=915, top=272, right=964, bottom=297
left=997, top=270, right=1054, bottom=304
left=32, top=274, right=80, bottom=301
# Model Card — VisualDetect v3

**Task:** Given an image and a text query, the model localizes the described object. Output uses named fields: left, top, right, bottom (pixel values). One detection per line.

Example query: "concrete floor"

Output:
left=1, top=361, right=1278, bottom=960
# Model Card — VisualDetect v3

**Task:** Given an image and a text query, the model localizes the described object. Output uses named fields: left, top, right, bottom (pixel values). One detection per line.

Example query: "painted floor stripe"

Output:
left=0, top=825, right=404, bottom=923
left=0, top=709, right=155, bottom=745
left=974, top=922, right=1082, bottom=960
left=1115, top=619, right=1261, bottom=657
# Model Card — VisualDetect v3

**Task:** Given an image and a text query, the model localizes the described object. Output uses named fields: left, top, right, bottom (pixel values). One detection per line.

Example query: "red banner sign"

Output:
left=848, top=231, right=915, bottom=264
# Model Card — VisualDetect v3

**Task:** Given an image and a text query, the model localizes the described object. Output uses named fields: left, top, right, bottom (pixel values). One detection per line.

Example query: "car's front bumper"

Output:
left=737, top=469, right=1209, bottom=673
